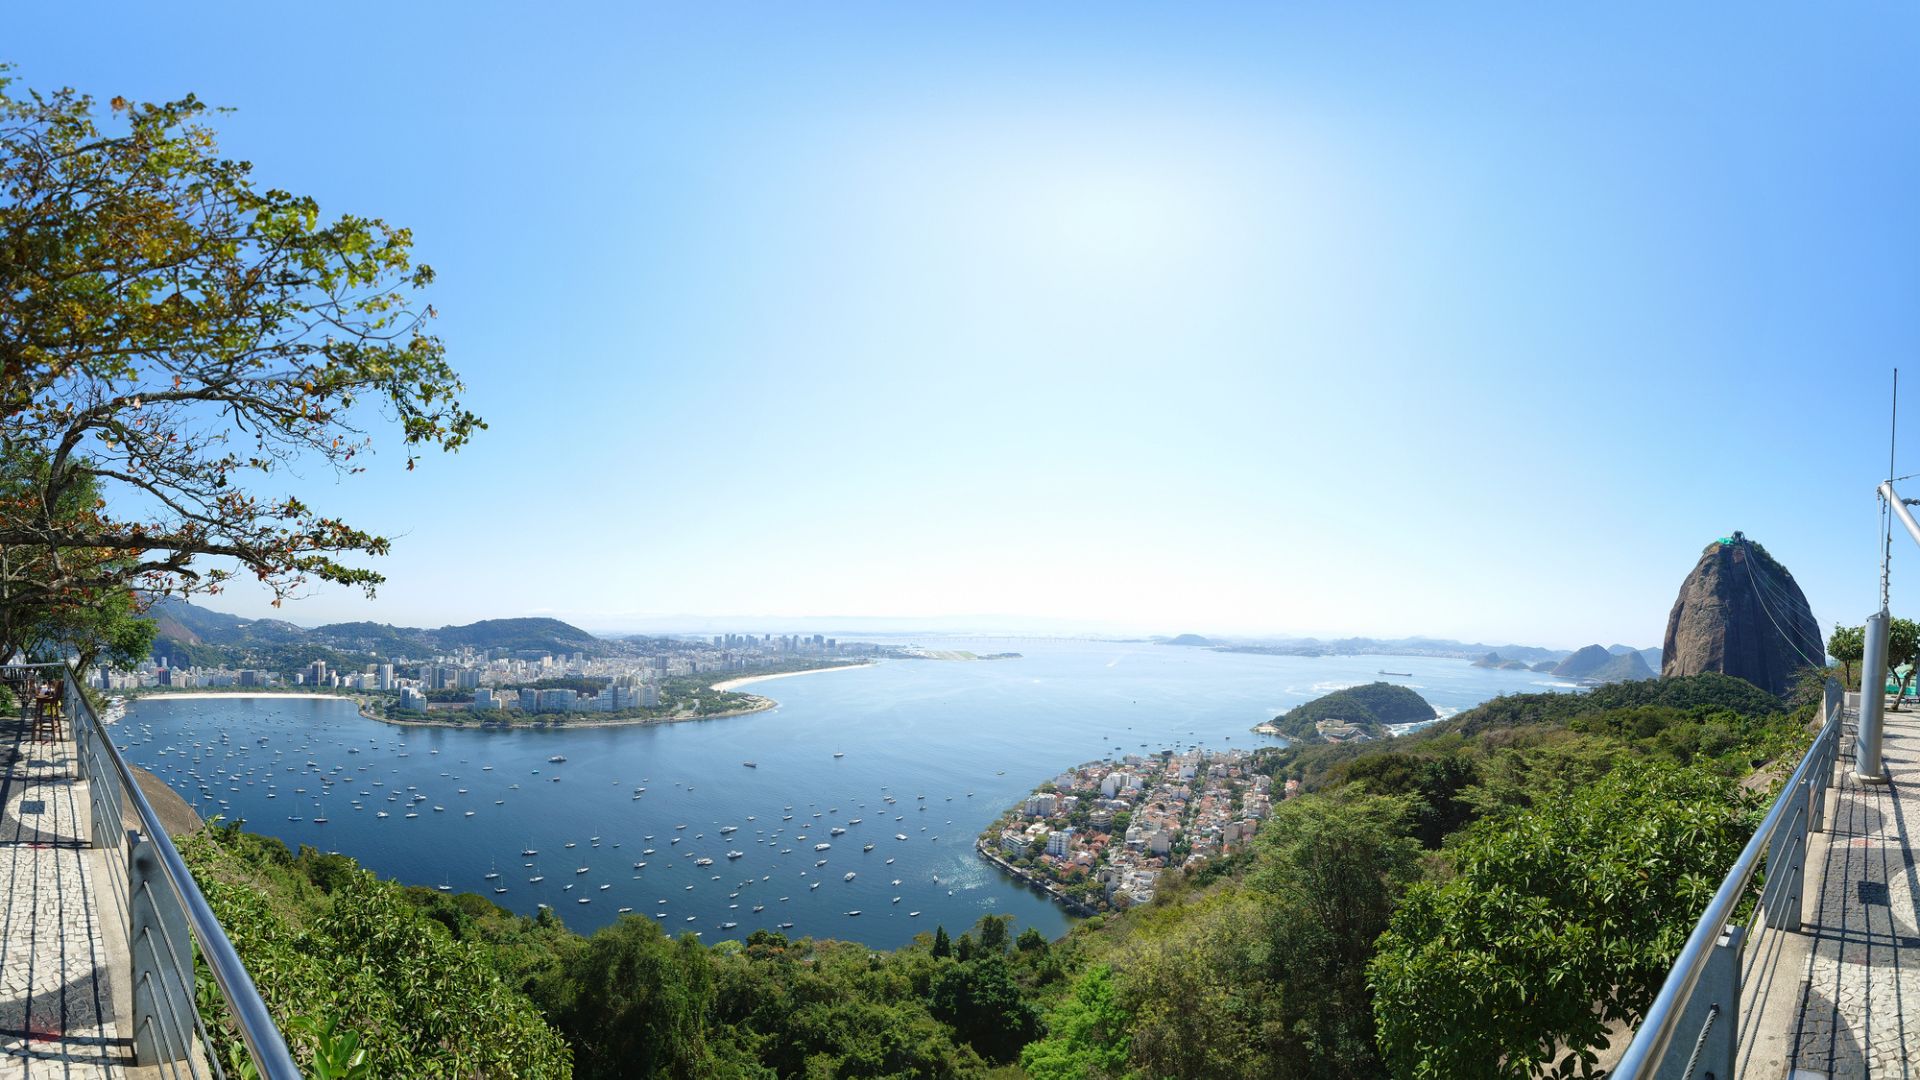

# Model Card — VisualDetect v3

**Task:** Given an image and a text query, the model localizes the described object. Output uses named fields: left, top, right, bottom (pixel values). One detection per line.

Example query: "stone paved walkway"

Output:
left=0, top=709, right=132, bottom=1078
left=1784, top=705, right=1920, bottom=1078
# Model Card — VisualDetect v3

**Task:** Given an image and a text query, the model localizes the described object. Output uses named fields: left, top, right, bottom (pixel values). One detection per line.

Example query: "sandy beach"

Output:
left=710, top=661, right=877, bottom=693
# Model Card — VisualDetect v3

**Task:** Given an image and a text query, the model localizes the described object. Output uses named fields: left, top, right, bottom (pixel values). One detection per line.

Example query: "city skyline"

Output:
left=13, top=6, right=1920, bottom=647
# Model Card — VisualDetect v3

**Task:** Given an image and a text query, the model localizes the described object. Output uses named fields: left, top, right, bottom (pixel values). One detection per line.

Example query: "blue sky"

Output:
left=13, top=5, right=1920, bottom=647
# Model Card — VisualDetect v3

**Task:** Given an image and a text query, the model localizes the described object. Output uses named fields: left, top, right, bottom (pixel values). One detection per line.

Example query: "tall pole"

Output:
left=1861, top=369, right=1901, bottom=782
left=1859, top=608, right=1889, bottom=782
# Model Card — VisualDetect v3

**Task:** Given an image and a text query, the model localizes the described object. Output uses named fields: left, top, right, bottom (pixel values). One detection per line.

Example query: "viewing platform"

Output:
left=1618, top=684, right=1920, bottom=1079
left=1749, top=698, right=1920, bottom=1077
left=0, top=702, right=133, bottom=1076
left=0, top=665, right=298, bottom=1080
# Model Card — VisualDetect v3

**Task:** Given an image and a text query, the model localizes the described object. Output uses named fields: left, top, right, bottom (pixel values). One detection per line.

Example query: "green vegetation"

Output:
left=1552, top=644, right=1656, bottom=683
left=175, top=672, right=1808, bottom=1079
left=1371, top=761, right=1754, bottom=1077
left=183, top=822, right=1065, bottom=1078
left=181, top=823, right=571, bottom=1077
left=1890, top=617, right=1920, bottom=706
left=1268, top=681, right=1437, bottom=741
left=1828, top=624, right=1863, bottom=688
left=1828, top=617, right=1920, bottom=704
left=0, top=72, right=478, bottom=612
left=147, top=596, right=616, bottom=674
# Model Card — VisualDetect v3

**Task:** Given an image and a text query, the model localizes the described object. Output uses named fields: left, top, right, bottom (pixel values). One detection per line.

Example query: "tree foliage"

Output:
left=183, top=825, right=570, bottom=1077
left=1251, top=795, right=1421, bottom=1077
left=1828, top=623, right=1863, bottom=688
left=1020, top=964, right=1131, bottom=1080
left=1888, top=617, right=1920, bottom=708
left=537, top=917, right=734, bottom=1079
left=0, top=71, right=479, bottom=625
left=1369, top=759, right=1757, bottom=1079
left=928, top=950, right=1040, bottom=1064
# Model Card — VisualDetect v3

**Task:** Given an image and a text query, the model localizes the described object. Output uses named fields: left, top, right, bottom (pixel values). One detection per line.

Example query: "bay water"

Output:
left=117, top=640, right=1571, bottom=949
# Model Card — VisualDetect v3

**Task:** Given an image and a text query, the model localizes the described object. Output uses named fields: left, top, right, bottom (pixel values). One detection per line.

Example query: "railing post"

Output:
left=67, top=675, right=123, bottom=856
left=1656, top=924, right=1743, bottom=1080
left=1775, top=793, right=1809, bottom=931
left=1811, top=681, right=1840, bottom=833
left=128, top=831, right=195, bottom=1066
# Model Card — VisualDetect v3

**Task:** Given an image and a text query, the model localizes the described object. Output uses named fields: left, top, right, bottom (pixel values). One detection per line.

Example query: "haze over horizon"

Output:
left=18, top=5, right=1920, bottom=648
left=179, top=598, right=1644, bottom=656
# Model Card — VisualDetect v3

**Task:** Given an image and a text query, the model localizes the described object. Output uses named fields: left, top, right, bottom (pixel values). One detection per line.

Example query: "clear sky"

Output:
left=13, top=4, right=1920, bottom=647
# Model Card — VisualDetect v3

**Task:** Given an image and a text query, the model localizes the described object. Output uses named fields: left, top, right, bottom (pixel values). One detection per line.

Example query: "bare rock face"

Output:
left=1660, top=533, right=1821, bottom=697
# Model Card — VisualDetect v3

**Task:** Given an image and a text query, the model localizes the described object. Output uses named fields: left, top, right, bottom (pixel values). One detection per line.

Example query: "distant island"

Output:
left=1476, top=642, right=1656, bottom=684
left=1550, top=644, right=1655, bottom=683
left=1255, top=681, right=1438, bottom=743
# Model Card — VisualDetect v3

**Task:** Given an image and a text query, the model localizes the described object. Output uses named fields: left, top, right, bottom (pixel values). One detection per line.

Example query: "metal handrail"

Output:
left=1609, top=682, right=1844, bottom=1079
left=5, top=662, right=303, bottom=1078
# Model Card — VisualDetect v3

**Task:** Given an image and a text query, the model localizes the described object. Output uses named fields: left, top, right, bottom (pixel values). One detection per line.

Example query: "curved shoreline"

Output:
left=710, top=661, right=877, bottom=693
left=975, top=839, right=1100, bottom=917
left=368, top=694, right=781, bottom=729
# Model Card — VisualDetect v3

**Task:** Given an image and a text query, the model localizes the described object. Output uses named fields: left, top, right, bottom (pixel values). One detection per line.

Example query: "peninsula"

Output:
left=111, top=597, right=918, bottom=729
left=121, top=658, right=876, bottom=730
left=979, top=747, right=1273, bottom=914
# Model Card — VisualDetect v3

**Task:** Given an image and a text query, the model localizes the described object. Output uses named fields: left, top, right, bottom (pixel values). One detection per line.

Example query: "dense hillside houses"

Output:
left=984, top=748, right=1273, bottom=912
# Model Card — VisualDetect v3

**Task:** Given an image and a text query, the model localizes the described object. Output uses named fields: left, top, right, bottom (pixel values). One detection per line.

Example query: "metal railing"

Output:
left=3, top=662, right=303, bottom=1079
left=1610, top=677, right=1845, bottom=1080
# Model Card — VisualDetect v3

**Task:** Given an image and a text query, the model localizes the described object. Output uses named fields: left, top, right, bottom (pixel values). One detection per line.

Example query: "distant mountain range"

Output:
left=1160, top=633, right=1656, bottom=666
left=1469, top=642, right=1658, bottom=682
left=146, top=596, right=610, bottom=662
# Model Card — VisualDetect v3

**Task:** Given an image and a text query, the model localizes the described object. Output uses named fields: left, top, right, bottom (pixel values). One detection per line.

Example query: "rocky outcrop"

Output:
left=1660, top=533, right=1822, bottom=697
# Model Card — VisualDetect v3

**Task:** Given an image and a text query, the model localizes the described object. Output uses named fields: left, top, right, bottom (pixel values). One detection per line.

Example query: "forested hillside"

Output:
left=1268, top=680, right=1437, bottom=740
left=147, top=596, right=613, bottom=669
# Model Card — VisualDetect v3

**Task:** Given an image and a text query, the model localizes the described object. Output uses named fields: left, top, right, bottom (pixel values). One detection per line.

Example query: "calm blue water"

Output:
left=115, top=640, right=1569, bottom=949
